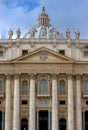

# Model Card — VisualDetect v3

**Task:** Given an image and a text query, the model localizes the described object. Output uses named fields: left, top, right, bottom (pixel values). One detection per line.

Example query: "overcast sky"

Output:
left=0, top=0, right=88, bottom=39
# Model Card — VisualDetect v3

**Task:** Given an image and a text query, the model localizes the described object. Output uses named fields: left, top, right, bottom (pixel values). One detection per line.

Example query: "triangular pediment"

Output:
left=12, top=47, right=75, bottom=63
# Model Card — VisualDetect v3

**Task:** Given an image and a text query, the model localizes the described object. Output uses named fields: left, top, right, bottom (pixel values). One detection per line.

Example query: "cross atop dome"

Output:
left=42, top=5, right=45, bottom=12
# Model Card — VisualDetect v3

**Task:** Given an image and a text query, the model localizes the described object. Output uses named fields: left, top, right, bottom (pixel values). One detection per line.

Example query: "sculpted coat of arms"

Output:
left=40, top=50, right=47, bottom=61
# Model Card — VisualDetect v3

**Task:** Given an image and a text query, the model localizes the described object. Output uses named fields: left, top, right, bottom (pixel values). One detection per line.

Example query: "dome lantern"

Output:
left=38, top=5, right=50, bottom=26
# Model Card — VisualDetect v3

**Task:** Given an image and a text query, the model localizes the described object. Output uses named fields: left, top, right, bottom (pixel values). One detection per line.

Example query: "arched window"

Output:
left=40, top=79, right=47, bottom=94
left=0, top=80, right=2, bottom=93
left=85, top=80, right=88, bottom=93
left=22, top=80, right=28, bottom=95
left=59, top=80, right=65, bottom=94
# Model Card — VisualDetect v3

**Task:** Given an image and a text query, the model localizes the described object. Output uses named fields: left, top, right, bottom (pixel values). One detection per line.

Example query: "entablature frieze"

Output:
left=0, top=62, right=88, bottom=74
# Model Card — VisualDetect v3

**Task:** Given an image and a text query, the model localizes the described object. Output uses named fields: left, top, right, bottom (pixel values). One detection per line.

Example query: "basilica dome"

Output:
left=25, top=5, right=64, bottom=39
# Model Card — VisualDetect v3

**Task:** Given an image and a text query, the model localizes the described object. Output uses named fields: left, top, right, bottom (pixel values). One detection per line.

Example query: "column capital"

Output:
left=6, top=74, right=11, bottom=80
left=76, top=74, right=81, bottom=80
left=67, top=73, right=73, bottom=79
left=29, top=73, right=36, bottom=79
left=14, top=74, right=20, bottom=80
left=52, top=74, right=57, bottom=79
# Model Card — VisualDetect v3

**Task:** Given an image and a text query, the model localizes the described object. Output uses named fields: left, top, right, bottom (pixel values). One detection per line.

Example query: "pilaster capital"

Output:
left=52, top=74, right=57, bottom=80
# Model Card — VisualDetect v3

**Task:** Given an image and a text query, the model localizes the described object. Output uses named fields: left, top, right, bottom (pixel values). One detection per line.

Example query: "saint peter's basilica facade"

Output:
left=0, top=5, right=88, bottom=130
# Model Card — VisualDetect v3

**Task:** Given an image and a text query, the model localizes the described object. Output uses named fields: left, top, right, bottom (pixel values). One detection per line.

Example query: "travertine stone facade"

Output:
left=0, top=5, right=88, bottom=130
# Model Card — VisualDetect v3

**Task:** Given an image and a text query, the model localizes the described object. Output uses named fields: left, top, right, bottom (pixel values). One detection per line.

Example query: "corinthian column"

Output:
left=5, top=75, right=11, bottom=130
left=29, top=74, right=35, bottom=130
left=67, top=74, right=74, bottom=130
left=76, top=75, right=82, bottom=130
left=52, top=74, right=58, bottom=130
left=13, top=74, right=20, bottom=130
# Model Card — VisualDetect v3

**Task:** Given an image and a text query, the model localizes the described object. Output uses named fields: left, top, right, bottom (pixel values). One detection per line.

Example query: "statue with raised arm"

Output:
left=16, top=28, right=21, bottom=39
left=75, top=29, right=80, bottom=40
left=66, top=28, right=70, bottom=40
left=8, top=28, right=13, bottom=39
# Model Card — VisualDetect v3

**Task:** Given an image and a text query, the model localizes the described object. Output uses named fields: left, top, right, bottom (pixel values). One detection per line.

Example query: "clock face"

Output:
left=40, top=79, right=47, bottom=93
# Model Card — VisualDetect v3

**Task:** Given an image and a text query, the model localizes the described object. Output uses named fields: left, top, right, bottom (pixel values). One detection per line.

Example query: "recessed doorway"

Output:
left=21, top=118, right=28, bottom=130
left=85, top=111, right=88, bottom=130
left=59, top=118, right=66, bottom=130
left=0, top=111, right=2, bottom=130
left=39, top=111, right=48, bottom=130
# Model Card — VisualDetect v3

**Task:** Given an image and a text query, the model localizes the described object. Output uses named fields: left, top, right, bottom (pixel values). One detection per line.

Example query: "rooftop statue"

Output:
left=75, top=29, right=80, bottom=40
left=41, top=26, right=47, bottom=38
left=51, top=28, right=59, bottom=38
left=29, top=28, right=37, bottom=38
left=66, top=28, right=70, bottom=40
left=16, top=28, right=21, bottom=39
left=8, top=29, right=13, bottom=39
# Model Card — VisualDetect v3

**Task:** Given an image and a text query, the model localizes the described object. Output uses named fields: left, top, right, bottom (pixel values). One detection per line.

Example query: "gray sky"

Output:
left=0, top=0, right=88, bottom=39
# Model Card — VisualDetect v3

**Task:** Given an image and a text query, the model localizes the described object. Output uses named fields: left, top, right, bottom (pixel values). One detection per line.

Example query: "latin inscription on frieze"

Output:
left=0, top=63, right=88, bottom=74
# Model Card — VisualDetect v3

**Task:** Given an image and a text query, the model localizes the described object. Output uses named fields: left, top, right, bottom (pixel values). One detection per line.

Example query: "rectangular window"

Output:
left=22, top=50, right=28, bottom=55
left=22, top=100, right=28, bottom=105
left=60, top=100, right=65, bottom=105
left=59, top=50, right=65, bottom=55
left=86, top=101, right=88, bottom=105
